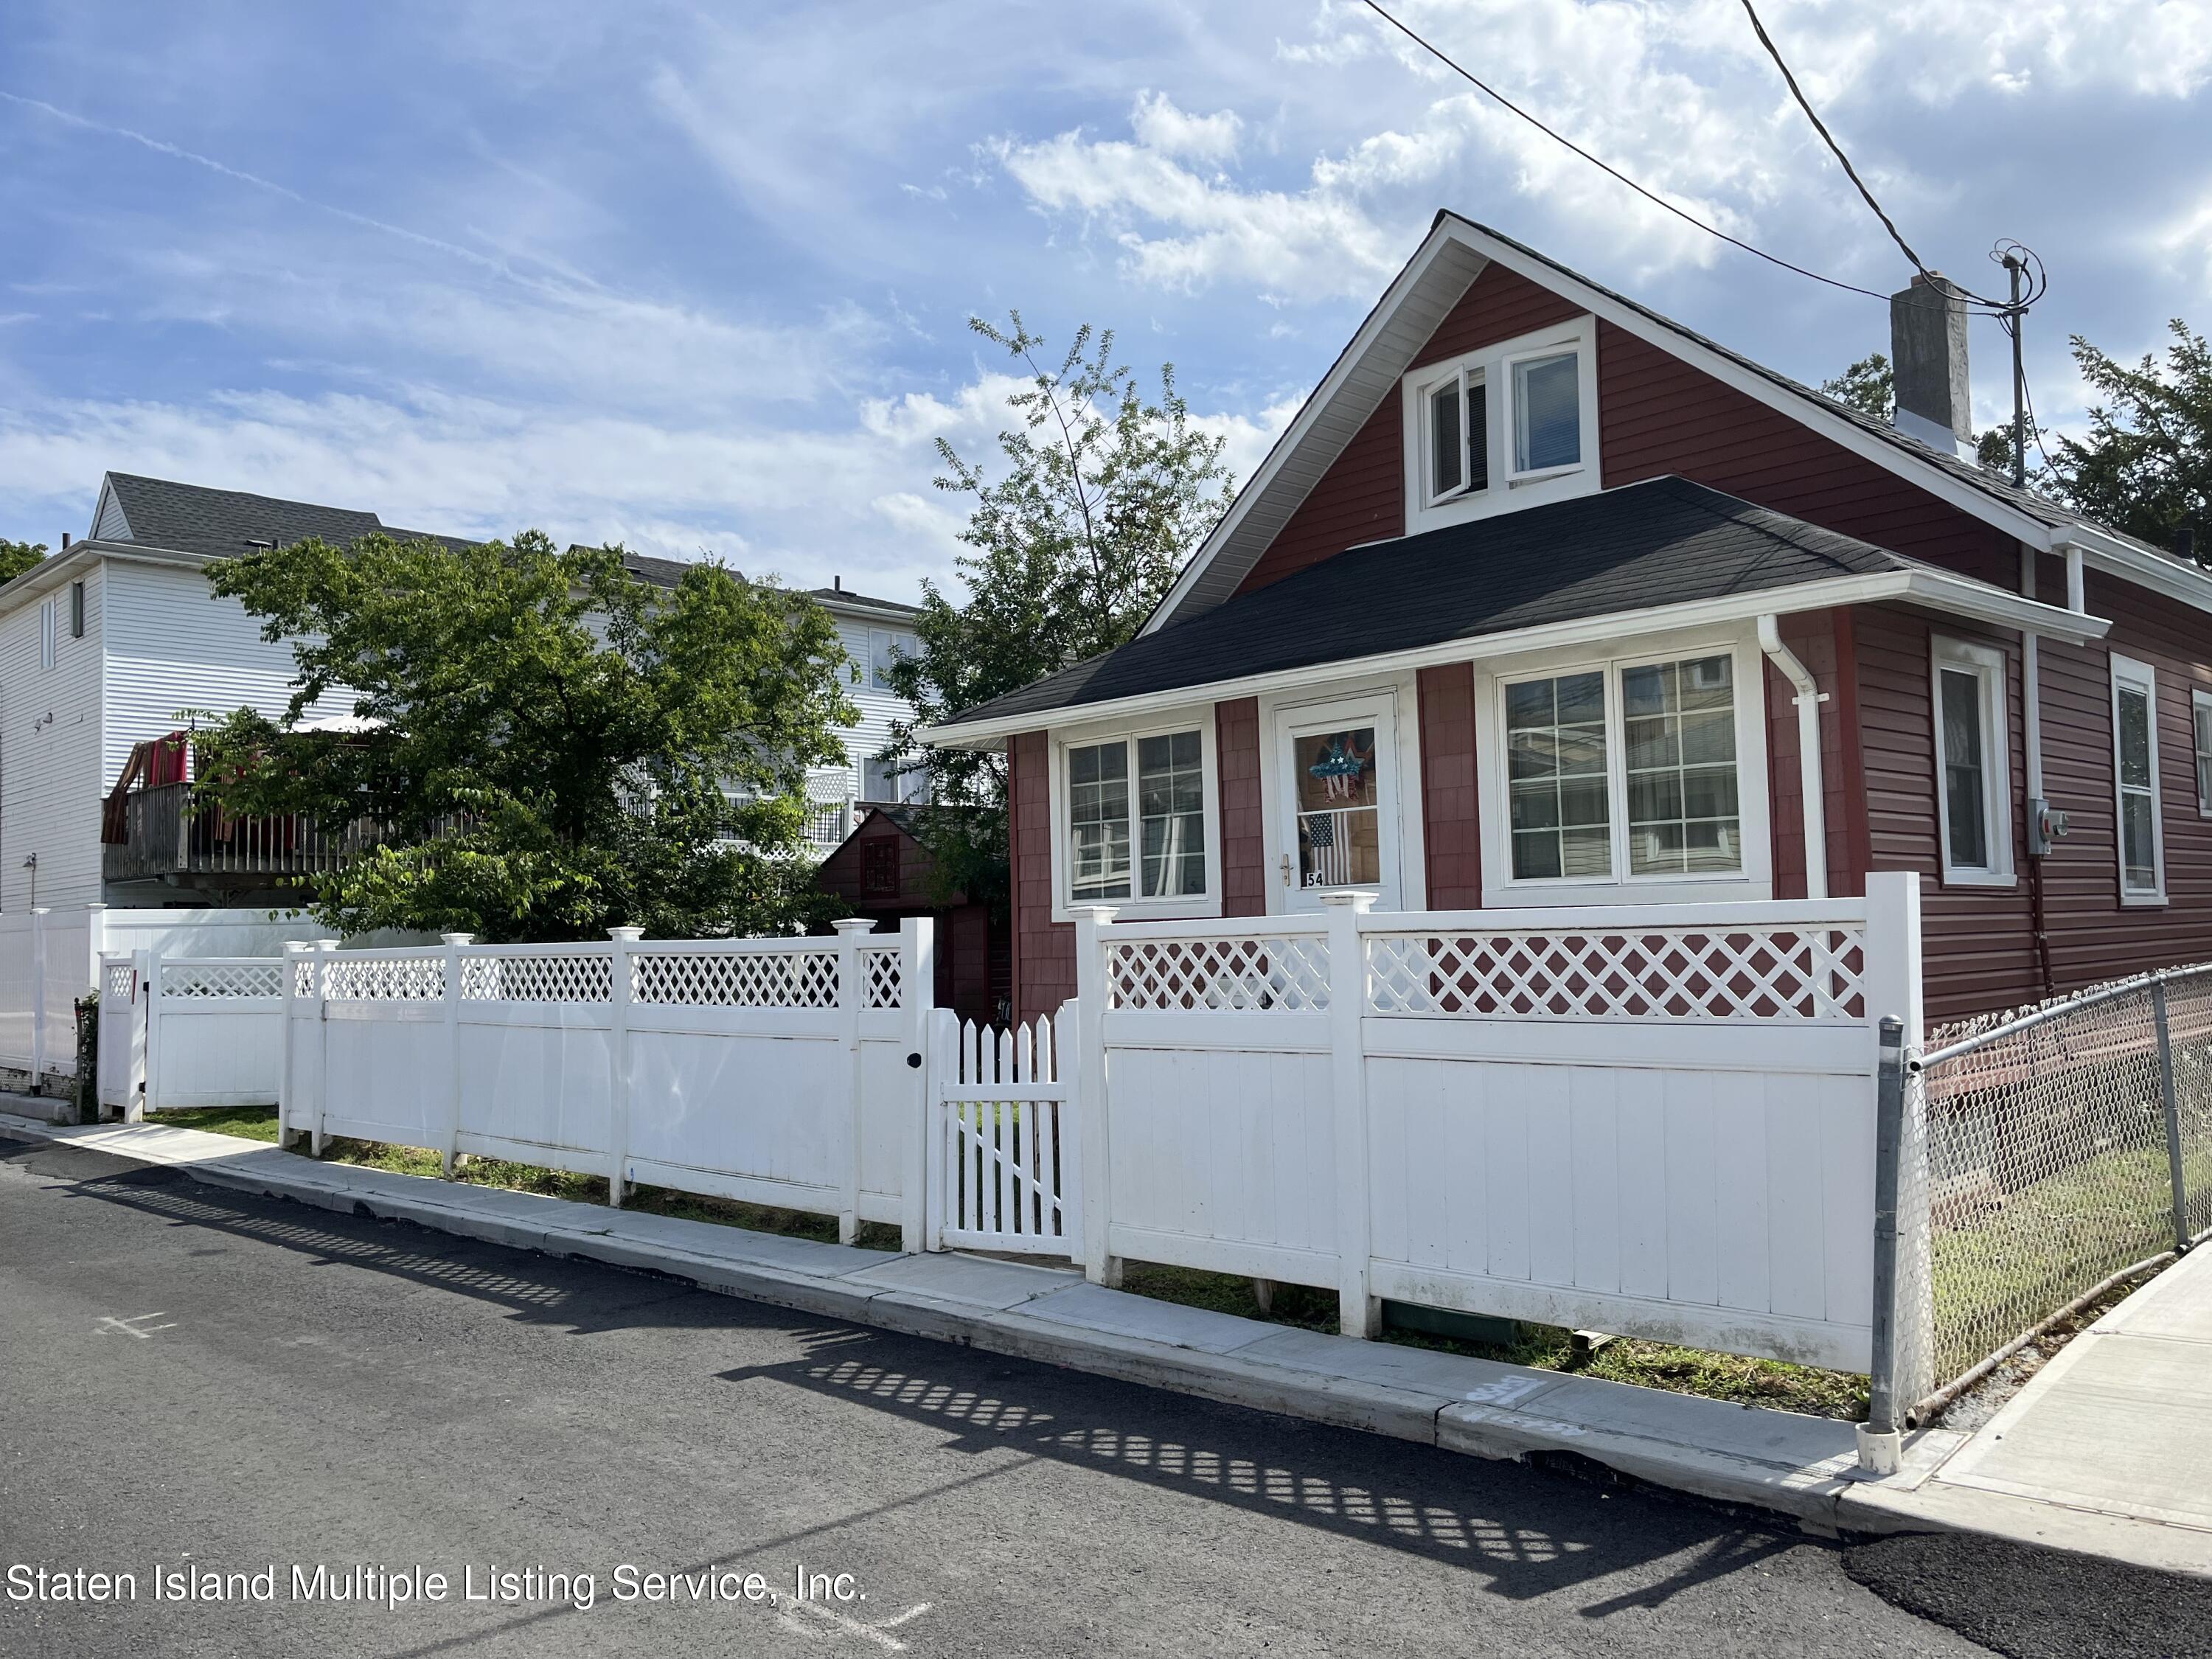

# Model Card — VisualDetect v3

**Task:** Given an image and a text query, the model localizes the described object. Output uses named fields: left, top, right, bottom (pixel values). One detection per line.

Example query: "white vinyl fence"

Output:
left=4, top=905, right=332, bottom=1092
left=96, top=877, right=1928, bottom=1382
left=277, top=919, right=932, bottom=1243
left=1073, top=873, right=1921, bottom=1372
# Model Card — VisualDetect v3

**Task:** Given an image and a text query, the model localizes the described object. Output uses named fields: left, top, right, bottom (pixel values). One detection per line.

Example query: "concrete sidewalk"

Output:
left=1846, top=1239, right=2212, bottom=1574
left=3, top=1107, right=2202, bottom=1575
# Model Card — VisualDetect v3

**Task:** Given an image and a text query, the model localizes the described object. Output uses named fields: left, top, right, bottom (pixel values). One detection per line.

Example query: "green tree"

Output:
left=0, top=540, right=47, bottom=585
left=1820, top=352, right=1893, bottom=420
left=2046, top=319, right=2212, bottom=554
left=193, top=529, right=858, bottom=941
left=885, top=313, right=1234, bottom=908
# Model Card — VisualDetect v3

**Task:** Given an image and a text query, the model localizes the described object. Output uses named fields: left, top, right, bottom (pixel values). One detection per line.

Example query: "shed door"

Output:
left=1273, top=693, right=1402, bottom=912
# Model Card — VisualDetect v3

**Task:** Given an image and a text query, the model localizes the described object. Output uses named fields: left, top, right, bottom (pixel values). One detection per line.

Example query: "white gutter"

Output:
left=1756, top=616, right=1828, bottom=901
left=924, top=568, right=2110, bottom=749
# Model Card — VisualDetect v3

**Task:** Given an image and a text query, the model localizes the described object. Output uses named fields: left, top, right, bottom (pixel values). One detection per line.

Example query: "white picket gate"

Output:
left=930, top=1004, right=1079, bottom=1256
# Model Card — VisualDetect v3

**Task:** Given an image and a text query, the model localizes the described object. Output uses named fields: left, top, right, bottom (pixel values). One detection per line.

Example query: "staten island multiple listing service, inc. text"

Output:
left=8, top=1561, right=872, bottom=1613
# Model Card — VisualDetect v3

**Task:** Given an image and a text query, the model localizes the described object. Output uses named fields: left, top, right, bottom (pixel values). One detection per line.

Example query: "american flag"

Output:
left=1302, top=810, right=1353, bottom=884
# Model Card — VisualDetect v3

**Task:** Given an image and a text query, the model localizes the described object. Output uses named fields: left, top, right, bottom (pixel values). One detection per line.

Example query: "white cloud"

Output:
left=1129, top=90, right=1244, bottom=164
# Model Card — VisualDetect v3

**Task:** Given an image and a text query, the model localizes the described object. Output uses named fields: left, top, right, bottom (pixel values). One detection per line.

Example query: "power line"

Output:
left=1357, top=0, right=1899, bottom=305
left=1736, top=0, right=2037, bottom=316
left=1360, top=0, right=2039, bottom=317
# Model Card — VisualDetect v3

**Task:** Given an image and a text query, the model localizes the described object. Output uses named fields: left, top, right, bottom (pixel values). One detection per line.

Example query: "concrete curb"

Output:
left=0, top=1111, right=1994, bottom=1545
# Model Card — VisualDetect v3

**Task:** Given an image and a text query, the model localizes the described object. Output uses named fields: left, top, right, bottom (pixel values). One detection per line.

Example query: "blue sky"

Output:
left=3, top=1, right=2208, bottom=601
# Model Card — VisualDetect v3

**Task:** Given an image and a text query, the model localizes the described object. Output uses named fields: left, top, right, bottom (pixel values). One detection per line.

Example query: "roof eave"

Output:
left=925, top=570, right=2106, bottom=749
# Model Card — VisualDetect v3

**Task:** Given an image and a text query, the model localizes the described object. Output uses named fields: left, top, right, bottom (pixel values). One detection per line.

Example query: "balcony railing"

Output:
left=102, top=782, right=389, bottom=887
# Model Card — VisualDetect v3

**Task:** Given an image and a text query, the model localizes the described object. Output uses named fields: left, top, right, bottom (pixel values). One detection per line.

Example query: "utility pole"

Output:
left=2004, top=251, right=2027, bottom=490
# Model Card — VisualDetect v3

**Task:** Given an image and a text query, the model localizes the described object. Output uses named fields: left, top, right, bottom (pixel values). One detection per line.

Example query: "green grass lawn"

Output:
left=1113, top=1260, right=1870, bottom=1421
left=145, top=1105, right=901, bottom=1251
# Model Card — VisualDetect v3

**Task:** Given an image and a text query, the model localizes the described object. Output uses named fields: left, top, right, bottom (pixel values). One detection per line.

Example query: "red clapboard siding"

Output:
left=1598, top=324, right=2020, bottom=582
left=1416, top=664, right=1482, bottom=908
left=1008, top=729, right=1075, bottom=1025
left=1217, top=697, right=1267, bottom=916
left=1852, top=603, right=2042, bottom=1021
left=1234, top=264, right=1583, bottom=597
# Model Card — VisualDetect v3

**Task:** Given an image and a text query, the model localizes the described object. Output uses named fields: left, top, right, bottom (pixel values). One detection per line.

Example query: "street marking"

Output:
left=97, top=1312, right=177, bottom=1339
left=769, top=1591, right=932, bottom=1651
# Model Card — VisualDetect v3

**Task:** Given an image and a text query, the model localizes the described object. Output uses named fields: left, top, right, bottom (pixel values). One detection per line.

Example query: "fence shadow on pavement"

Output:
left=716, top=1326, right=1804, bottom=1615
left=33, top=1145, right=1815, bottom=1625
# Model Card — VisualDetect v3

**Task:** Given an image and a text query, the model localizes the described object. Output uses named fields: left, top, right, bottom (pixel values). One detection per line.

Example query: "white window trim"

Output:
left=1930, top=636, right=2015, bottom=888
left=2110, top=651, right=2166, bottom=905
left=38, top=597, right=56, bottom=669
left=1415, top=364, right=1488, bottom=509
left=2192, top=687, right=2212, bottom=819
left=1048, top=709, right=1222, bottom=922
left=1401, top=315, right=1601, bottom=536
left=1473, top=625, right=1773, bottom=908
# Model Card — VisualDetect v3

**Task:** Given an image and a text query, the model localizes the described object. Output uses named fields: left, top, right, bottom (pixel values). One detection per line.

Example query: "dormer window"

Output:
left=1401, top=315, right=1601, bottom=534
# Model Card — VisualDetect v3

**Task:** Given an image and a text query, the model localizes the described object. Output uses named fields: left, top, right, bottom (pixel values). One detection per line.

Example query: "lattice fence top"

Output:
left=293, top=957, right=317, bottom=1000
left=160, top=959, right=286, bottom=1000
left=860, top=945, right=903, bottom=1010
left=104, top=961, right=136, bottom=1001
left=325, top=954, right=448, bottom=1001
left=459, top=953, right=613, bottom=1004
left=631, top=947, right=840, bottom=1008
left=1364, top=925, right=1868, bottom=1021
left=1107, top=934, right=1332, bottom=1012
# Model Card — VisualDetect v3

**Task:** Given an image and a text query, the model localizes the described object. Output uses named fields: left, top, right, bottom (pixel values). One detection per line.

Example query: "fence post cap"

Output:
left=1068, top=905, right=1120, bottom=925
left=439, top=932, right=476, bottom=946
left=606, top=926, right=644, bottom=942
left=830, top=917, right=878, bottom=936
left=314, top=939, right=341, bottom=951
left=1318, top=888, right=1378, bottom=913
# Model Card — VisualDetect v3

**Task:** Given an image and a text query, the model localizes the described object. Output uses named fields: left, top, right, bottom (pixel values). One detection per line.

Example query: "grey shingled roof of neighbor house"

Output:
left=89, top=473, right=920, bottom=612
left=944, top=475, right=1972, bottom=728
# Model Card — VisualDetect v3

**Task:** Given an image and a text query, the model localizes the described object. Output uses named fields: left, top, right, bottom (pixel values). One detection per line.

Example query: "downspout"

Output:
left=2021, top=546, right=2055, bottom=995
left=1759, top=616, right=1828, bottom=901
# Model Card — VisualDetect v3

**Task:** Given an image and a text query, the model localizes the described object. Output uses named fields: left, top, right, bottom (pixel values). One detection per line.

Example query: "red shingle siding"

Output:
left=1416, top=664, right=1481, bottom=908
left=1234, top=264, right=1584, bottom=598
left=1217, top=697, right=1266, bottom=916
left=1009, top=729, right=1075, bottom=1025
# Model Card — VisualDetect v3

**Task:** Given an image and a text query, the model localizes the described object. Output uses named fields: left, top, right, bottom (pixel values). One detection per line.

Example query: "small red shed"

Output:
left=814, top=805, right=1009, bottom=1027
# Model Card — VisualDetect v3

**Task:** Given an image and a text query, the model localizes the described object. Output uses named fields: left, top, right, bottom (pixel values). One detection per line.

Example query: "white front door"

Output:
left=1273, top=693, right=1403, bottom=911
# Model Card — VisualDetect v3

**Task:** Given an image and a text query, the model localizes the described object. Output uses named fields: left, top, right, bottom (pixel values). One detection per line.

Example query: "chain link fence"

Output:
left=1890, top=966, right=2212, bottom=1421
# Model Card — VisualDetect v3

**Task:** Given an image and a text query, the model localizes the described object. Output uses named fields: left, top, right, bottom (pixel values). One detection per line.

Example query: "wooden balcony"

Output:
left=102, top=782, right=386, bottom=890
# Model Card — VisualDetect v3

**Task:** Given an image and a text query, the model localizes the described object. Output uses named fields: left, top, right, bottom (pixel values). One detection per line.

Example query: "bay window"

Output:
left=1931, top=637, right=2012, bottom=885
left=2110, top=653, right=2164, bottom=902
left=1492, top=642, right=1759, bottom=896
left=1061, top=726, right=1211, bottom=908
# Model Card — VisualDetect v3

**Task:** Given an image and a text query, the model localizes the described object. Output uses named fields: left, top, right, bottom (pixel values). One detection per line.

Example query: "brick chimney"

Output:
left=1889, top=273, right=1972, bottom=459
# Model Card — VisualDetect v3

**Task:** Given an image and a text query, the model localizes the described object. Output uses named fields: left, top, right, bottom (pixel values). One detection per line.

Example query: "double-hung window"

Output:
left=867, top=629, right=915, bottom=691
left=2110, top=653, right=2165, bottom=902
left=2192, top=689, right=2212, bottom=817
left=1502, top=648, right=1747, bottom=887
left=1931, top=638, right=2012, bottom=885
left=1063, top=728, right=1208, bottom=905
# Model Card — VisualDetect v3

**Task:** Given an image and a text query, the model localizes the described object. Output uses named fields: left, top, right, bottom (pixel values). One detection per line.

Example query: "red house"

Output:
left=928, top=214, right=2209, bottom=1028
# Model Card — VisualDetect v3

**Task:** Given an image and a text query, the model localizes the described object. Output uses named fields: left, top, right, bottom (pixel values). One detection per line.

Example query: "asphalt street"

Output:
left=3, top=1136, right=2205, bottom=1658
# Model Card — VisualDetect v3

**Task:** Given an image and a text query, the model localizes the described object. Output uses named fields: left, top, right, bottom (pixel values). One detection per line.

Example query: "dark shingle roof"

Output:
left=949, top=476, right=1932, bottom=728
left=808, top=585, right=922, bottom=616
left=100, top=473, right=389, bottom=558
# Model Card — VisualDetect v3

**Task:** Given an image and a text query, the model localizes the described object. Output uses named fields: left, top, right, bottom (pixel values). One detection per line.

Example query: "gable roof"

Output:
left=931, top=476, right=2104, bottom=745
left=1147, top=212, right=2209, bottom=634
left=97, top=473, right=388, bottom=560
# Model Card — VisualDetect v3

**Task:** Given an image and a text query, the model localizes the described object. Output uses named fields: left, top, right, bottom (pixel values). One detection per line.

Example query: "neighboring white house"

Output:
left=0, top=472, right=925, bottom=913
